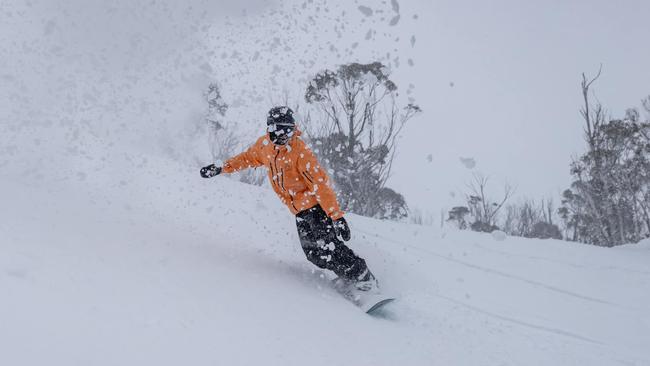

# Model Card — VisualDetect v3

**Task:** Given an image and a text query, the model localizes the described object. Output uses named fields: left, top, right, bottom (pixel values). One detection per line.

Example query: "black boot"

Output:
left=353, top=268, right=379, bottom=293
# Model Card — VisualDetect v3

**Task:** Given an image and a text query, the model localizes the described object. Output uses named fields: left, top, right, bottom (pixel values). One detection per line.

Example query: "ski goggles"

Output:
left=266, top=122, right=295, bottom=135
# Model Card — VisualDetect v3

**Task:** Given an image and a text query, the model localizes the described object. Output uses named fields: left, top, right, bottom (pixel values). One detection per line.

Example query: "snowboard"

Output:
left=359, top=295, right=396, bottom=314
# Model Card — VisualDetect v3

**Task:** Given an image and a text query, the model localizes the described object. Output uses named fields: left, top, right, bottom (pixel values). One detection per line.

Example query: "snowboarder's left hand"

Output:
left=334, top=217, right=351, bottom=241
left=200, top=164, right=222, bottom=178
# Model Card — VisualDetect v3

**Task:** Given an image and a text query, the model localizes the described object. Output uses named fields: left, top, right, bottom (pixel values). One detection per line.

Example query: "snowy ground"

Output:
left=3, top=1, right=650, bottom=364
left=1, top=146, right=649, bottom=366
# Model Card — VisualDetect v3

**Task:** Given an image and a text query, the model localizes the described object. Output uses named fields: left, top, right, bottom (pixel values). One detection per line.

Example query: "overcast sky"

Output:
left=1, top=0, right=649, bottom=218
left=392, top=0, right=650, bottom=214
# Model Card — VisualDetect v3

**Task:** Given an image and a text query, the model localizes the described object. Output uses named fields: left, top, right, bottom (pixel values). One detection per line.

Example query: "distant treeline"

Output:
left=448, top=69, right=650, bottom=247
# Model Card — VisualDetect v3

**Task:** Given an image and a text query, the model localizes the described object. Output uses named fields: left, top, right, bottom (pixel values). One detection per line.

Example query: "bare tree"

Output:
left=540, top=197, right=555, bottom=225
left=468, top=173, right=514, bottom=231
left=580, top=65, right=604, bottom=150
left=465, top=173, right=514, bottom=232
left=502, top=204, right=517, bottom=234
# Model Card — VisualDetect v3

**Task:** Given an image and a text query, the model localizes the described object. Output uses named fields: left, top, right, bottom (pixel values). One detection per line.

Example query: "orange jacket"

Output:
left=222, top=131, right=344, bottom=219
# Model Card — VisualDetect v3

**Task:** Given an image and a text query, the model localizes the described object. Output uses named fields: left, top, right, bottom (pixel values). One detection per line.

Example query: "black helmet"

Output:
left=267, top=106, right=296, bottom=145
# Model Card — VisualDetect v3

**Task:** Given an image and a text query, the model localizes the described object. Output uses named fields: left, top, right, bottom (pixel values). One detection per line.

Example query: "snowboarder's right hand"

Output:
left=200, top=164, right=222, bottom=178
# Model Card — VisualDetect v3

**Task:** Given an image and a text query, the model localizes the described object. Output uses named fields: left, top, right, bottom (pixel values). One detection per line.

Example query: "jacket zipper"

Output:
left=274, top=149, right=299, bottom=212
left=273, top=149, right=281, bottom=190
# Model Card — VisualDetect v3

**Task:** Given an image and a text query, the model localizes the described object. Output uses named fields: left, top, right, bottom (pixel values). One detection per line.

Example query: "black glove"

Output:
left=200, top=164, right=222, bottom=178
left=333, top=217, right=351, bottom=241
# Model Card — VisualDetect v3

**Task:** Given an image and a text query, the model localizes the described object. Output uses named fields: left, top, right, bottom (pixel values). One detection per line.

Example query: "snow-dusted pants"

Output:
left=295, top=205, right=367, bottom=281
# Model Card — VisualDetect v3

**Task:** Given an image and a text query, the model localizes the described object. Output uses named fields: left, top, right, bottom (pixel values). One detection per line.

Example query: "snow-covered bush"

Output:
left=447, top=206, right=470, bottom=229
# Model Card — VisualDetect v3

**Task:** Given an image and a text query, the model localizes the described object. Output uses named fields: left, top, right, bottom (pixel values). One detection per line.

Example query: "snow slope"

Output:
left=1, top=142, right=649, bottom=366
left=3, top=1, right=650, bottom=364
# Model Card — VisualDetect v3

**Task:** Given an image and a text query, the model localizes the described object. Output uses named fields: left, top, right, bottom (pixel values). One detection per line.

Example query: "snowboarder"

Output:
left=200, top=106, right=378, bottom=292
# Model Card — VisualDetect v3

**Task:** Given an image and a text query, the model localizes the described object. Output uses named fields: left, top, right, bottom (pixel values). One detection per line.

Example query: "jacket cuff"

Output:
left=221, top=163, right=233, bottom=174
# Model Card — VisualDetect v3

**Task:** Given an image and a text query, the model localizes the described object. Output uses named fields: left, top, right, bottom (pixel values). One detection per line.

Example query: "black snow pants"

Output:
left=295, top=205, right=368, bottom=281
